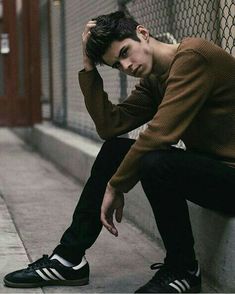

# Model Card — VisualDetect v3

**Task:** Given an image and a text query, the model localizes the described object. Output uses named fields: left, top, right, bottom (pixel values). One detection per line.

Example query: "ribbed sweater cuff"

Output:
left=78, top=68, right=102, bottom=96
left=109, top=175, right=139, bottom=193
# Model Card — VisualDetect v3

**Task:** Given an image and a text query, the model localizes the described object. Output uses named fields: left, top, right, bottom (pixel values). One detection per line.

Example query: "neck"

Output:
left=150, top=38, right=179, bottom=76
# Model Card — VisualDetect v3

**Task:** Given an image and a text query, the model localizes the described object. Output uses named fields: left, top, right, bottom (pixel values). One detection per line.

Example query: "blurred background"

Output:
left=0, top=3, right=235, bottom=292
left=0, top=0, right=234, bottom=140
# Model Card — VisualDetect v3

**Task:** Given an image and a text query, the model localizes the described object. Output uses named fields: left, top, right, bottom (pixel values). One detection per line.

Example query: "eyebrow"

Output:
left=111, top=46, right=126, bottom=68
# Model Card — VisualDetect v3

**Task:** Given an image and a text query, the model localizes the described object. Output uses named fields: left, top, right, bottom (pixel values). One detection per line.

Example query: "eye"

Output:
left=121, top=48, right=128, bottom=58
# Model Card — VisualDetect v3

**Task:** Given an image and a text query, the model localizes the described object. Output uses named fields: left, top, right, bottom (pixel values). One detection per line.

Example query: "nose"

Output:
left=120, top=59, right=132, bottom=72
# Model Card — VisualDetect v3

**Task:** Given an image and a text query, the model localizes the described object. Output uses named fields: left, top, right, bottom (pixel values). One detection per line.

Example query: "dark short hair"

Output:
left=86, top=11, right=140, bottom=65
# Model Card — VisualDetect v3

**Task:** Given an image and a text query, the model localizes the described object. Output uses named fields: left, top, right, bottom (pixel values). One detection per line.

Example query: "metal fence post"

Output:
left=60, top=0, right=67, bottom=126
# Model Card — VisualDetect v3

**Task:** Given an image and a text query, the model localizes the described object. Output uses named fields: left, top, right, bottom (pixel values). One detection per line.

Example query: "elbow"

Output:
left=97, top=128, right=114, bottom=140
left=96, top=121, right=124, bottom=140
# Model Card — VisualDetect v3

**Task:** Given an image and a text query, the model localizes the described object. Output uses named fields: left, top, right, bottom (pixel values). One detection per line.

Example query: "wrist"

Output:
left=84, top=64, right=95, bottom=71
left=83, top=56, right=95, bottom=71
left=107, top=182, right=118, bottom=192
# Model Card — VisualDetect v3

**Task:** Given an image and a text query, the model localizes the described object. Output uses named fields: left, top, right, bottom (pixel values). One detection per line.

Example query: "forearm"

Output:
left=79, top=69, right=124, bottom=139
left=83, top=54, right=95, bottom=72
left=79, top=69, right=156, bottom=140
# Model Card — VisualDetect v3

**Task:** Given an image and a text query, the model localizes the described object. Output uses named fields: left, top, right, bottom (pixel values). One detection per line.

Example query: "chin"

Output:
left=140, top=70, right=151, bottom=78
left=142, top=66, right=152, bottom=77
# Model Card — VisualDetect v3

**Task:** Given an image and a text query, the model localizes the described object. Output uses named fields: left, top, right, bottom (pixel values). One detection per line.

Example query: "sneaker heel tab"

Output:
left=72, top=256, right=88, bottom=270
left=150, top=263, right=163, bottom=270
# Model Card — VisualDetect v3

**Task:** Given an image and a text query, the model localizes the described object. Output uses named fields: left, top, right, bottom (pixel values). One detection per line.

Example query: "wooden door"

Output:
left=0, top=0, right=41, bottom=126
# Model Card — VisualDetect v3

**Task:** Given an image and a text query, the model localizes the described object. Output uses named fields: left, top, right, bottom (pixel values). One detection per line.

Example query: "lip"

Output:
left=132, top=65, right=141, bottom=76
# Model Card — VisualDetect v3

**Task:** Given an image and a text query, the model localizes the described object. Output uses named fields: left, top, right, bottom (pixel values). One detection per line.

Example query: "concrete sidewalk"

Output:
left=0, top=197, right=42, bottom=294
left=0, top=128, right=214, bottom=293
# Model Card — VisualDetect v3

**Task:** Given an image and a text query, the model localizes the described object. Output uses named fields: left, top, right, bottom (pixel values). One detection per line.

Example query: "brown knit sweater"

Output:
left=79, top=37, right=235, bottom=192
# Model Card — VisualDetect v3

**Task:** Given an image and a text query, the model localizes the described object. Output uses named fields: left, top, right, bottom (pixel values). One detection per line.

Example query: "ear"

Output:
left=136, top=25, right=150, bottom=41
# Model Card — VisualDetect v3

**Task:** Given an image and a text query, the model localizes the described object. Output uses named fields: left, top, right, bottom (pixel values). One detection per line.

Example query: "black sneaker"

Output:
left=135, top=262, right=201, bottom=293
left=4, top=255, right=89, bottom=288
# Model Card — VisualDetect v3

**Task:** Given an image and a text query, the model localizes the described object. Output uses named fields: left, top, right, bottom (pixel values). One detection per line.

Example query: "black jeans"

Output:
left=54, top=138, right=235, bottom=266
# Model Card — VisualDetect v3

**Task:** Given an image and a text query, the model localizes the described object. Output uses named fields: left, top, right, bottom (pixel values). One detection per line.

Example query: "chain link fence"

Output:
left=124, top=0, right=234, bottom=52
left=123, top=0, right=235, bottom=139
left=47, top=0, right=235, bottom=141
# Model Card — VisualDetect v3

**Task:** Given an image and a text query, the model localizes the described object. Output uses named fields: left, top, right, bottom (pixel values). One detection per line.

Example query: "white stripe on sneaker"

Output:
left=72, top=256, right=87, bottom=270
left=50, top=268, right=66, bottom=280
left=175, top=280, right=186, bottom=292
left=43, top=268, right=58, bottom=280
left=36, top=269, right=50, bottom=281
left=195, top=265, right=200, bottom=277
left=169, top=281, right=182, bottom=293
left=169, top=279, right=191, bottom=293
left=188, top=264, right=200, bottom=277
left=181, top=279, right=190, bottom=290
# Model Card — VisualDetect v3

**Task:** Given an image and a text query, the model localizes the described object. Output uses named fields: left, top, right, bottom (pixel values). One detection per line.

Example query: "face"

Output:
left=102, top=27, right=153, bottom=78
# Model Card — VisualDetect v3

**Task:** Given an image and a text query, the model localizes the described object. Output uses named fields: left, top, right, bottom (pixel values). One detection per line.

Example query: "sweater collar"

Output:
left=157, top=39, right=184, bottom=84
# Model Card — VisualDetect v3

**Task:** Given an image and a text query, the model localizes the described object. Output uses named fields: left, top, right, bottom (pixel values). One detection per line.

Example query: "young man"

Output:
left=4, top=11, right=235, bottom=293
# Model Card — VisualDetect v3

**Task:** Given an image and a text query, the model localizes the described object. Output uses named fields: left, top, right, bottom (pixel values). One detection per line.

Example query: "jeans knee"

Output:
left=92, top=137, right=134, bottom=173
left=99, top=137, right=133, bottom=157
left=100, top=138, right=121, bottom=153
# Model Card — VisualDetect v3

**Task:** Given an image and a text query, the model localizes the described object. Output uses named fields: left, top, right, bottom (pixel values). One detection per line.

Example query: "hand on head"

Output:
left=82, top=20, right=96, bottom=71
left=82, top=20, right=96, bottom=46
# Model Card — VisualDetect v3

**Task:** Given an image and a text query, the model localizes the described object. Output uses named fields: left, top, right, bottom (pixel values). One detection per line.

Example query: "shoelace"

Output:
left=28, top=255, right=52, bottom=270
left=149, top=263, right=179, bottom=286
